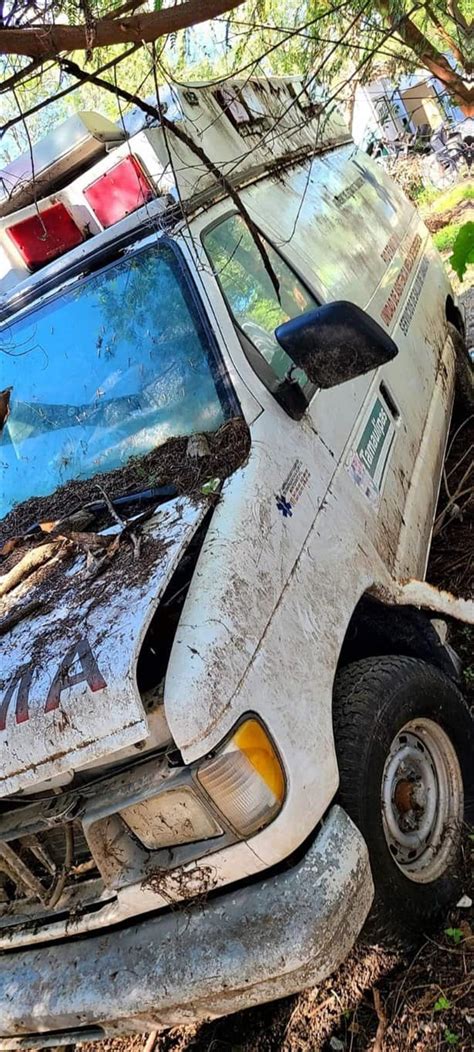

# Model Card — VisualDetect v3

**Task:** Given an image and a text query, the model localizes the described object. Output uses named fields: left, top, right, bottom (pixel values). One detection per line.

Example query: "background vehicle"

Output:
left=0, top=77, right=472, bottom=1046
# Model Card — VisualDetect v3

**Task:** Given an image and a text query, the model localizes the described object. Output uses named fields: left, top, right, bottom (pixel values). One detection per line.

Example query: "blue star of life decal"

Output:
left=276, top=494, right=293, bottom=518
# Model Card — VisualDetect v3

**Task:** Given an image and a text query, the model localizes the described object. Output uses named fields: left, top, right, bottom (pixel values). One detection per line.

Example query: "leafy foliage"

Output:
left=449, top=223, right=474, bottom=281
left=444, top=1029, right=460, bottom=1046
left=433, top=995, right=452, bottom=1012
left=444, top=927, right=465, bottom=945
left=433, top=223, right=463, bottom=255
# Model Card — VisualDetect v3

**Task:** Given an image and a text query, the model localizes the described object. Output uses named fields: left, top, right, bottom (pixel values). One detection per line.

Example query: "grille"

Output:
left=0, top=821, right=101, bottom=912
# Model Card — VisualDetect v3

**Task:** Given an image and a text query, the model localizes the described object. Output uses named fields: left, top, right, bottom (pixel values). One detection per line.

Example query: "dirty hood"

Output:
left=0, top=497, right=207, bottom=798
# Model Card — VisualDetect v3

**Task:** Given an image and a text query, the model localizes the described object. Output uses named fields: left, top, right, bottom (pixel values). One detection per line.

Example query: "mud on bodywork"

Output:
left=0, top=807, right=374, bottom=1040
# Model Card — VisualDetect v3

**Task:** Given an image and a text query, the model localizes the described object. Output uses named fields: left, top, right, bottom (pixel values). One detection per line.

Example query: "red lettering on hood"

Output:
left=0, top=639, right=107, bottom=730
left=45, top=639, right=107, bottom=713
left=0, top=667, right=32, bottom=730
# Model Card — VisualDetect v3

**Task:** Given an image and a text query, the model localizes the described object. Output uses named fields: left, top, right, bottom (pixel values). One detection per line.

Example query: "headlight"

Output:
left=121, top=786, right=222, bottom=849
left=119, top=718, right=284, bottom=851
left=197, top=718, right=285, bottom=836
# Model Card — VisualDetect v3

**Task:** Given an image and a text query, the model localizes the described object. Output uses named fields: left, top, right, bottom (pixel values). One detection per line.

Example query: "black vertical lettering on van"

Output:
left=334, top=175, right=364, bottom=206
left=399, top=257, right=429, bottom=335
left=45, top=639, right=107, bottom=713
left=0, top=667, right=33, bottom=730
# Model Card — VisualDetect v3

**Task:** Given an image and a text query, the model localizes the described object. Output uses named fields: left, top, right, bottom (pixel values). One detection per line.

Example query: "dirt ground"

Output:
left=424, top=200, right=472, bottom=236
left=80, top=217, right=474, bottom=1049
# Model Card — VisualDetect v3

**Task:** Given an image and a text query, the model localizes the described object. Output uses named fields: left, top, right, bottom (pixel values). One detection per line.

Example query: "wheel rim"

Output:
left=381, top=718, right=463, bottom=883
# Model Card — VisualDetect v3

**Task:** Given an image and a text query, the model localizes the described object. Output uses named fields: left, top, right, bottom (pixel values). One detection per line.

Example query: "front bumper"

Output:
left=0, top=806, right=373, bottom=1045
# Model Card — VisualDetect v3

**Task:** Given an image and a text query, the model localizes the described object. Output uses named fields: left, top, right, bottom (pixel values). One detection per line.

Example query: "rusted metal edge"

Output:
left=370, top=578, right=474, bottom=626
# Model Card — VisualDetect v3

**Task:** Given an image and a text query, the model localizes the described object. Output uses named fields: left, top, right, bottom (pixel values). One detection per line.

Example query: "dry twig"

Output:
left=142, top=1032, right=158, bottom=1052
left=0, top=541, right=61, bottom=598
left=372, top=987, right=388, bottom=1051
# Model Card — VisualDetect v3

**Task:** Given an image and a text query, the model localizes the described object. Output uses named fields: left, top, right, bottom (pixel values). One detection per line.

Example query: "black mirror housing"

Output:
left=275, top=300, right=398, bottom=389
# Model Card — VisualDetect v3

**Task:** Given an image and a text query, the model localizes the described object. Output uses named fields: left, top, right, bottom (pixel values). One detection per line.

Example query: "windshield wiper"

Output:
left=25, top=485, right=178, bottom=536
left=88, top=485, right=178, bottom=512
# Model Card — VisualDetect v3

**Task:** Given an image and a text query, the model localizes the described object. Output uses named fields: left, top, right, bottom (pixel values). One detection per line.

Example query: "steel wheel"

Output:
left=333, top=656, right=473, bottom=944
left=381, top=718, right=463, bottom=883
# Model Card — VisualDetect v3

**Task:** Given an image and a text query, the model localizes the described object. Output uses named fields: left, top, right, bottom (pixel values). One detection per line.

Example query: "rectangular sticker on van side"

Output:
left=348, top=397, right=395, bottom=505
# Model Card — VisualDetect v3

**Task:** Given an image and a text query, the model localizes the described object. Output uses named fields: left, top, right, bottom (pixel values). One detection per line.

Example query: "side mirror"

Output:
left=275, top=301, right=398, bottom=389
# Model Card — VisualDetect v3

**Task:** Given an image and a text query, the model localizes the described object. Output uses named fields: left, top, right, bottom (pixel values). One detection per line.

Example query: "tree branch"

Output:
left=0, top=0, right=245, bottom=59
left=0, top=0, right=244, bottom=59
left=60, top=57, right=281, bottom=299
left=0, top=3, right=149, bottom=95
left=0, top=56, right=45, bottom=92
left=109, top=0, right=146, bottom=18
left=424, top=5, right=467, bottom=71
left=375, top=0, right=473, bottom=113
left=447, top=1, right=469, bottom=34
left=0, top=44, right=140, bottom=124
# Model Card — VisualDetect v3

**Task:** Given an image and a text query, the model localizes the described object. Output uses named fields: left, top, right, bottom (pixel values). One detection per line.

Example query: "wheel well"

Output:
left=446, top=294, right=465, bottom=339
left=338, top=595, right=458, bottom=680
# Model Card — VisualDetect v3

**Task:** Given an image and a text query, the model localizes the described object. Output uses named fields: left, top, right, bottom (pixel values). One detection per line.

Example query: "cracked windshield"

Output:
left=0, top=242, right=231, bottom=518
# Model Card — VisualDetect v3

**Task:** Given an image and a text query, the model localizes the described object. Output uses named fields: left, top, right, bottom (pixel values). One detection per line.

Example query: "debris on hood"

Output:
left=0, top=417, right=250, bottom=640
left=0, top=387, right=12, bottom=434
left=186, top=433, right=211, bottom=459
left=0, top=496, right=210, bottom=796
left=0, top=417, right=250, bottom=544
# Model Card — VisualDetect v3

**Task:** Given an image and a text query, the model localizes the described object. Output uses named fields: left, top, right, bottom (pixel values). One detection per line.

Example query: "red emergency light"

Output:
left=6, top=203, right=83, bottom=270
left=84, top=155, right=154, bottom=228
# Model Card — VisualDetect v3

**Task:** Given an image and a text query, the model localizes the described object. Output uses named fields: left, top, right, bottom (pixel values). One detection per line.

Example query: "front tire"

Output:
left=333, top=656, right=473, bottom=945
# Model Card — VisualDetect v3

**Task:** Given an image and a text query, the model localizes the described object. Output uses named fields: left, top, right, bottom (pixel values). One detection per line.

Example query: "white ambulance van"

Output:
left=0, top=78, right=472, bottom=1043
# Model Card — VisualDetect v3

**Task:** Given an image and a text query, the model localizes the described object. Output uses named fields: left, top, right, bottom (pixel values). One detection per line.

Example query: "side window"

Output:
left=203, top=214, right=318, bottom=385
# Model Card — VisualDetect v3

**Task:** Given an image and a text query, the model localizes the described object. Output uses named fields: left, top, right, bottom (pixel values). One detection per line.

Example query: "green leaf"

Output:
left=153, top=0, right=162, bottom=9
left=434, top=996, right=452, bottom=1012
left=444, top=1029, right=460, bottom=1045
left=201, top=477, right=221, bottom=495
left=444, top=928, right=463, bottom=944
left=449, top=221, right=474, bottom=280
